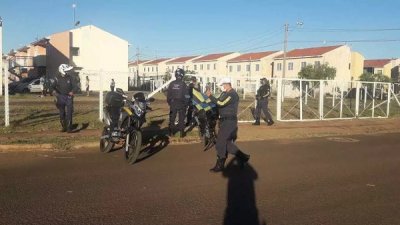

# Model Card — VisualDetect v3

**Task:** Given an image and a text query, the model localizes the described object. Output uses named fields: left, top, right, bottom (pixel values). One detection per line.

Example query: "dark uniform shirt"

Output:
left=210, top=89, right=239, bottom=118
left=256, top=84, right=271, bottom=100
left=167, top=79, right=189, bottom=108
left=54, top=74, right=76, bottom=95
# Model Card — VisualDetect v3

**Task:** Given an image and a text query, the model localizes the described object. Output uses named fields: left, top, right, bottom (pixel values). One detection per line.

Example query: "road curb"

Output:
left=0, top=137, right=202, bottom=152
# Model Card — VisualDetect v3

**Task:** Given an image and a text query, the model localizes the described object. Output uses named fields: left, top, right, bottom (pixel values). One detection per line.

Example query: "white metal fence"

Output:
left=2, top=74, right=400, bottom=127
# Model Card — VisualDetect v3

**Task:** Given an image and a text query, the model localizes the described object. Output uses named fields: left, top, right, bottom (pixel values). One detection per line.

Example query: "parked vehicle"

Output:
left=100, top=88, right=154, bottom=164
left=28, top=79, right=44, bottom=93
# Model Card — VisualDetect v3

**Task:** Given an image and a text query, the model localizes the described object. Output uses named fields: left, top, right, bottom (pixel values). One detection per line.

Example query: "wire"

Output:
left=295, top=28, right=400, bottom=33
left=289, top=39, right=400, bottom=43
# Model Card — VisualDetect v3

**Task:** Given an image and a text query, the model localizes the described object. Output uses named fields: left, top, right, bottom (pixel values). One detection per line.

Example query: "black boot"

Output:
left=267, top=120, right=274, bottom=126
left=66, top=120, right=73, bottom=133
left=210, top=157, right=226, bottom=173
left=180, top=130, right=185, bottom=138
left=60, top=120, right=67, bottom=132
left=252, top=120, right=260, bottom=125
left=236, top=150, right=250, bottom=163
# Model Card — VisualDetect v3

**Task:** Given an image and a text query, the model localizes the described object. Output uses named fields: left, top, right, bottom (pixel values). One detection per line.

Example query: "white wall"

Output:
left=71, top=25, right=129, bottom=91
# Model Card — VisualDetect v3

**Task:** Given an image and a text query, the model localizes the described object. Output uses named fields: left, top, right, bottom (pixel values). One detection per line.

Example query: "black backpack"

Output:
left=105, top=91, right=124, bottom=107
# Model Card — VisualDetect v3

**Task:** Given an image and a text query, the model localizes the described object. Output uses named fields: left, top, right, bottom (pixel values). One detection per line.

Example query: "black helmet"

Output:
left=260, top=78, right=268, bottom=85
left=175, top=68, right=185, bottom=79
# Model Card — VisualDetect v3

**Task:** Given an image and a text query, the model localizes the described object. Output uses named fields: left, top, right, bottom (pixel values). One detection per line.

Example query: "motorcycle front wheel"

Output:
left=100, top=127, right=114, bottom=153
left=125, top=130, right=142, bottom=164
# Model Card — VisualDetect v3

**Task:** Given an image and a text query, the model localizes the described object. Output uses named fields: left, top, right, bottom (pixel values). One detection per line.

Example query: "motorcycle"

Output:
left=100, top=88, right=154, bottom=164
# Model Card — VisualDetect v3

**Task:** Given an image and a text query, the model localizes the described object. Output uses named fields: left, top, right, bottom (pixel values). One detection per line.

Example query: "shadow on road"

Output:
left=223, top=158, right=266, bottom=225
left=135, top=119, right=170, bottom=163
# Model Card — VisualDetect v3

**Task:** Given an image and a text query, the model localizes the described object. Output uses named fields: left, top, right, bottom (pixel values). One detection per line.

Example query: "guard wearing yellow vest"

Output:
left=206, top=77, right=250, bottom=173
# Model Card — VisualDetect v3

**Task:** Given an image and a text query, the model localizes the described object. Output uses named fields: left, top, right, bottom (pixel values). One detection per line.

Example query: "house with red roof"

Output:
left=226, top=51, right=282, bottom=88
left=141, top=58, right=174, bottom=79
left=128, top=60, right=150, bottom=75
left=165, top=55, right=203, bottom=74
left=274, top=45, right=365, bottom=81
left=191, top=52, right=240, bottom=83
left=364, top=59, right=400, bottom=80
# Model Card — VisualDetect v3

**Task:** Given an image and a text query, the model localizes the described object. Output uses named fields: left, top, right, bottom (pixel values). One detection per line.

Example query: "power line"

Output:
left=289, top=39, right=400, bottom=43
left=295, top=28, right=400, bottom=32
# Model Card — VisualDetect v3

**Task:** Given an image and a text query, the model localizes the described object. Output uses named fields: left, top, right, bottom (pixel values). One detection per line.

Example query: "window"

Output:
left=348, top=63, right=351, bottom=70
left=194, top=65, right=197, bottom=70
left=237, top=80, right=241, bottom=87
left=376, top=69, right=383, bottom=74
left=212, top=77, right=216, bottom=82
left=301, top=62, right=306, bottom=69
left=186, top=66, right=189, bottom=70
left=200, top=64, right=203, bottom=70
left=315, top=61, right=321, bottom=67
left=255, top=64, right=260, bottom=71
left=214, top=64, right=216, bottom=70
left=288, top=62, right=294, bottom=71
left=246, top=65, right=250, bottom=72
left=229, top=65, right=233, bottom=72
left=277, top=63, right=282, bottom=71
left=237, top=65, right=241, bottom=72
left=71, top=47, right=80, bottom=56
left=207, top=64, right=210, bottom=70
left=172, top=66, right=174, bottom=72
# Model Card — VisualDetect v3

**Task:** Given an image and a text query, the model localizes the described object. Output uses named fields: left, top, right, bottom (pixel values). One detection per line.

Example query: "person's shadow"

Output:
left=222, top=158, right=266, bottom=225
left=135, top=119, right=170, bottom=163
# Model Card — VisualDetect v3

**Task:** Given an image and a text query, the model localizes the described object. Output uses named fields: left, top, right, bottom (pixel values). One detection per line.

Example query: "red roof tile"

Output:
left=143, top=58, right=171, bottom=65
left=227, top=51, right=278, bottom=63
left=275, top=45, right=343, bottom=59
left=193, top=52, right=234, bottom=62
left=364, top=59, right=391, bottom=68
left=166, top=56, right=199, bottom=64
left=128, top=60, right=149, bottom=65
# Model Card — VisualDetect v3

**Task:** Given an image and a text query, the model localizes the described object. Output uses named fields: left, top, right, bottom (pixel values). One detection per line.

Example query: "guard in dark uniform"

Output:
left=206, top=77, right=250, bottom=173
left=253, top=78, right=274, bottom=126
left=167, top=68, right=189, bottom=138
left=53, top=64, right=77, bottom=132
left=186, top=76, right=200, bottom=126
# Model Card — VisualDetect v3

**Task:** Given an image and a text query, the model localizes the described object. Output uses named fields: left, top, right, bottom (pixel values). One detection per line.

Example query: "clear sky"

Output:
left=1, top=0, right=399, bottom=61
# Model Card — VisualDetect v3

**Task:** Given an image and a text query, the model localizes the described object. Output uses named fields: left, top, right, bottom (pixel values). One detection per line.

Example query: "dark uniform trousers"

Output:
left=255, top=98, right=273, bottom=122
left=170, top=107, right=186, bottom=131
left=56, top=95, right=74, bottom=126
left=216, top=118, right=239, bottom=158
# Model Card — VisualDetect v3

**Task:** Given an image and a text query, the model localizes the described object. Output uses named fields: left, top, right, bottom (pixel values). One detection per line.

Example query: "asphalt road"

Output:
left=1, top=133, right=400, bottom=225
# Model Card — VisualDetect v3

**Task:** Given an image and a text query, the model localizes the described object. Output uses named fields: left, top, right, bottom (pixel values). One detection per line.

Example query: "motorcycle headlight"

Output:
left=133, top=104, right=144, bottom=117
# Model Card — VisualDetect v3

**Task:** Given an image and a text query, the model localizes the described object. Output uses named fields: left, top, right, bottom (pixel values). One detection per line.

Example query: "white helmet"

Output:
left=58, top=64, right=73, bottom=76
left=218, top=77, right=232, bottom=86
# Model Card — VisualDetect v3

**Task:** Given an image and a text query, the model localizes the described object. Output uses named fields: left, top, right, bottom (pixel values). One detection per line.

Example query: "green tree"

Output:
left=359, top=72, right=391, bottom=82
left=298, top=63, right=336, bottom=80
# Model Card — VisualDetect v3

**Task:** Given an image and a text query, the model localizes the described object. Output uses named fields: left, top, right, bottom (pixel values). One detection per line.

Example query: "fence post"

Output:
left=355, top=81, right=360, bottom=118
left=386, top=83, right=391, bottom=117
left=340, top=82, right=344, bottom=118
left=363, top=86, right=367, bottom=109
left=99, top=71, right=104, bottom=121
left=372, top=82, right=376, bottom=118
left=332, top=83, right=336, bottom=107
left=4, top=70, right=9, bottom=127
left=276, top=78, right=282, bottom=121
left=305, top=84, right=308, bottom=105
left=319, top=80, right=324, bottom=120
left=300, top=79, right=303, bottom=121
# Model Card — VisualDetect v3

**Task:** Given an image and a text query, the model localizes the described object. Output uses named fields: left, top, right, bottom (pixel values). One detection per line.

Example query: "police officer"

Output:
left=253, top=78, right=274, bottom=126
left=167, top=68, right=189, bottom=138
left=206, top=77, right=250, bottom=173
left=186, top=76, right=200, bottom=127
left=53, top=64, right=77, bottom=132
left=110, top=79, right=115, bottom=92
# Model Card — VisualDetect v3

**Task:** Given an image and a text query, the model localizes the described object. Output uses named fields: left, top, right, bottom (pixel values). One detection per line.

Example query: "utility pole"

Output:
left=282, top=23, right=289, bottom=79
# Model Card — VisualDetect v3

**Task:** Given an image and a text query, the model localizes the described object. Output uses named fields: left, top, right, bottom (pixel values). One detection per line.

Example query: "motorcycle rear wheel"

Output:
left=100, top=127, right=114, bottom=153
left=125, top=130, right=142, bottom=164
